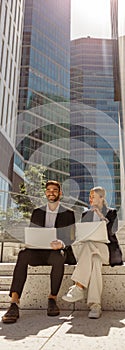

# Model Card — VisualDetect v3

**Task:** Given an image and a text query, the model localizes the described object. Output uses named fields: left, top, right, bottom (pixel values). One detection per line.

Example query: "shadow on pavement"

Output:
left=66, top=310, right=125, bottom=337
left=0, top=310, right=72, bottom=341
left=0, top=310, right=125, bottom=340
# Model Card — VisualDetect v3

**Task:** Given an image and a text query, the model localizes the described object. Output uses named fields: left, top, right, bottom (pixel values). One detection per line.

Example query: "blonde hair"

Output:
left=90, top=186, right=107, bottom=206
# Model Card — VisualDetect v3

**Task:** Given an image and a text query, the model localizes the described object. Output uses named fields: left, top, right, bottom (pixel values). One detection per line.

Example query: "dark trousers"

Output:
left=9, top=248, right=67, bottom=298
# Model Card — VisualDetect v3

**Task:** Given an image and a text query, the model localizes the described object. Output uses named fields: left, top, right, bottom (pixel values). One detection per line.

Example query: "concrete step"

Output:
left=0, top=263, right=125, bottom=311
left=0, top=276, right=12, bottom=290
left=1, top=243, right=25, bottom=262
left=0, top=220, right=125, bottom=309
left=0, top=262, right=15, bottom=275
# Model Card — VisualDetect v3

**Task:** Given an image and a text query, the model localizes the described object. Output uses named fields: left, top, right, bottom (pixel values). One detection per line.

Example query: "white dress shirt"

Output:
left=45, top=203, right=60, bottom=228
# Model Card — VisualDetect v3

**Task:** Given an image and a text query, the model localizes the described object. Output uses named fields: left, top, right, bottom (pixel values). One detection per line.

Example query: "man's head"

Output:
left=45, top=180, right=62, bottom=203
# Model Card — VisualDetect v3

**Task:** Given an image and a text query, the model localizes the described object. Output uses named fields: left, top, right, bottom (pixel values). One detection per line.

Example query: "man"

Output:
left=2, top=180, right=76, bottom=323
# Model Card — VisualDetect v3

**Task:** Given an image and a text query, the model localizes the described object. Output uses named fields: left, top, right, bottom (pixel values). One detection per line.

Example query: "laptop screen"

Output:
left=74, top=221, right=109, bottom=243
left=25, top=227, right=57, bottom=249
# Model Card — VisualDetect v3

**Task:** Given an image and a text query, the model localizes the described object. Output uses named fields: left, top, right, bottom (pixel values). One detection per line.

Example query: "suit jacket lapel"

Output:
left=55, top=204, right=63, bottom=227
left=39, top=205, right=46, bottom=227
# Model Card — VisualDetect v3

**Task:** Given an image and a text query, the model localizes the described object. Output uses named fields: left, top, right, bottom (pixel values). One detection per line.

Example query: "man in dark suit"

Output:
left=2, top=180, right=76, bottom=323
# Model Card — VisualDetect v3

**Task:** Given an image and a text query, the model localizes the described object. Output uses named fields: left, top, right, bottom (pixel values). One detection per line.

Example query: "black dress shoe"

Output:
left=47, top=298, right=60, bottom=316
left=2, top=303, right=19, bottom=323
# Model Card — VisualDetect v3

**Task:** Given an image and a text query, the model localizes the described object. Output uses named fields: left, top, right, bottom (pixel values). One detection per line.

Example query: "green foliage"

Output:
left=12, top=164, right=47, bottom=218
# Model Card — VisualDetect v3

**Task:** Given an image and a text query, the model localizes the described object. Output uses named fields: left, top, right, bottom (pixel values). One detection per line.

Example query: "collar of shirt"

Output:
left=45, top=203, right=60, bottom=228
left=46, top=203, right=60, bottom=214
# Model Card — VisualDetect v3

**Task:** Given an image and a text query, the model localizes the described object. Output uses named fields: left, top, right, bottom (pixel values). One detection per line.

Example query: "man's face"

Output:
left=45, top=184, right=61, bottom=203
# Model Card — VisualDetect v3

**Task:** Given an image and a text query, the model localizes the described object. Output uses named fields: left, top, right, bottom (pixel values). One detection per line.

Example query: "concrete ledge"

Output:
left=0, top=263, right=125, bottom=311
left=1, top=262, right=125, bottom=275
left=21, top=264, right=125, bottom=311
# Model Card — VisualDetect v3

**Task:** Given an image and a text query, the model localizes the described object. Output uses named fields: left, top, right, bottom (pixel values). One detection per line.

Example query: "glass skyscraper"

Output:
left=0, top=0, right=125, bottom=220
left=70, top=37, right=121, bottom=209
left=0, top=0, right=24, bottom=210
left=113, top=0, right=125, bottom=219
left=14, top=0, right=71, bottom=195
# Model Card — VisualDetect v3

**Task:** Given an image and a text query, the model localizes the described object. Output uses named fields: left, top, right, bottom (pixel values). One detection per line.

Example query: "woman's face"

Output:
left=89, top=190, right=103, bottom=208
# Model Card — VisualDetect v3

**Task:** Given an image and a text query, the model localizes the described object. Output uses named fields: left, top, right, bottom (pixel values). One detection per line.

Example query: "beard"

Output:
left=47, top=193, right=60, bottom=203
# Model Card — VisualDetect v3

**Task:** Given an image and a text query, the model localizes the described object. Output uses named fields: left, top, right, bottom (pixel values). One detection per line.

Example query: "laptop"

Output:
left=73, top=221, right=109, bottom=244
left=25, top=227, right=57, bottom=249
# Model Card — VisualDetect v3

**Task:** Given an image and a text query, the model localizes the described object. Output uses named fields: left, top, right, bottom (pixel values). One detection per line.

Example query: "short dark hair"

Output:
left=46, top=180, right=61, bottom=192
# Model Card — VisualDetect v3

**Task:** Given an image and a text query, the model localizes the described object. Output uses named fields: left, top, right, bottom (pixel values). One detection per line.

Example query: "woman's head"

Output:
left=89, top=186, right=107, bottom=209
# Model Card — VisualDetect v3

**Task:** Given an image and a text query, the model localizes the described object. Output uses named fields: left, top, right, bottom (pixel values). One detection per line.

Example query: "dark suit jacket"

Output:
left=30, top=204, right=75, bottom=246
left=81, top=206, right=123, bottom=266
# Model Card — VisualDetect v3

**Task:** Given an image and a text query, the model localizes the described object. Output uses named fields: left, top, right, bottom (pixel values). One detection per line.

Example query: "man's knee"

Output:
left=49, top=250, right=66, bottom=266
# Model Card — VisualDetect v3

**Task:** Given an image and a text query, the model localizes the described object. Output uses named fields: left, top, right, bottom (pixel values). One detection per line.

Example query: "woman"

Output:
left=62, top=186, right=123, bottom=319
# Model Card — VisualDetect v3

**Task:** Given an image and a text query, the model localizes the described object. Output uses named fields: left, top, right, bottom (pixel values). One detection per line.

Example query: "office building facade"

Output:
left=112, top=0, right=125, bottom=219
left=70, top=37, right=121, bottom=209
left=15, top=0, right=71, bottom=196
left=0, top=0, right=24, bottom=210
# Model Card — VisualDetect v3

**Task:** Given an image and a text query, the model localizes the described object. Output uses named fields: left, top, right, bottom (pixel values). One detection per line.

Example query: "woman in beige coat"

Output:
left=62, top=186, right=122, bottom=319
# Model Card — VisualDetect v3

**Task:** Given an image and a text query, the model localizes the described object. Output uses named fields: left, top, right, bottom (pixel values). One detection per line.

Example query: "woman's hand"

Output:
left=91, top=206, right=108, bottom=222
left=91, top=206, right=103, bottom=218
left=50, top=239, right=65, bottom=250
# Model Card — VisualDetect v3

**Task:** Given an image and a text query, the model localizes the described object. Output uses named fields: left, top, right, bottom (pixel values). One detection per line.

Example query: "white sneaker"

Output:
left=88, top=304, right=102, bottom=319
left=62, top=285, right=84, bottom=302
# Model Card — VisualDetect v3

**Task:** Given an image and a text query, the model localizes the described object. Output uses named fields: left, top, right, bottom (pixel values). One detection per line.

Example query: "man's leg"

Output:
left=48, top=250, right=66, bottom=296
left=2, top=249, right=50, bottom=323
left=9, top=249, right=30, bottom=299
left=9, top=248, right=65, bottom=299
left=47, top=249, right=66, bottom=316
left=2, top=249, right=32, bottom=323
left=2, top=248, right=66, bottom=322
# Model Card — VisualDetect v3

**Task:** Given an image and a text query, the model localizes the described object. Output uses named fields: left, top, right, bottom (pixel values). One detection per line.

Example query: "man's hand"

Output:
left=50, top=239, right=65, bottom=250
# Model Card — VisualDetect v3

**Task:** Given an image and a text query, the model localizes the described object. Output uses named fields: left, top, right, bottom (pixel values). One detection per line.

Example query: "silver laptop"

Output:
left=73, top=221, right=109, bottom=244
left=25, top=227, right=57, bottom=249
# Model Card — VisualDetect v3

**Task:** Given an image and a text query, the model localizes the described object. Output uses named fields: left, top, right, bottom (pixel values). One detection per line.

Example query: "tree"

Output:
left=0, top=164, right=47, bottom=244
left=12, top=164, right=47, bottom=219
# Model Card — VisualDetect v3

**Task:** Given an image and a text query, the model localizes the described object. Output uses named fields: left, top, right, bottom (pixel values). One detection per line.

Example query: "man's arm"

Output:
left=55, top=207, right=75, bottom=246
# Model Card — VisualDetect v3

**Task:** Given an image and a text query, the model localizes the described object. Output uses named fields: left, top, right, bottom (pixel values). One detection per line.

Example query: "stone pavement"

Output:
left=0, top=309, right=125, bottom=349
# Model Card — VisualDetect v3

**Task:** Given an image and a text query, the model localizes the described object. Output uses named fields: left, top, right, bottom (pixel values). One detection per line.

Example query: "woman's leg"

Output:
left=71, top=242, right=109, bottom=305
left=87, top=242, right=109, bottom=306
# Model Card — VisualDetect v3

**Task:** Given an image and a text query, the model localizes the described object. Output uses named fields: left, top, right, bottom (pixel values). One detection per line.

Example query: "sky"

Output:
left=71, top=0, right=111, bottom=40
left=71, top=0, right=125, bottom=40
